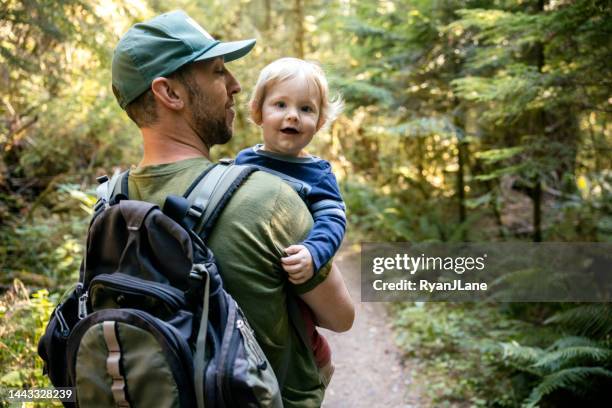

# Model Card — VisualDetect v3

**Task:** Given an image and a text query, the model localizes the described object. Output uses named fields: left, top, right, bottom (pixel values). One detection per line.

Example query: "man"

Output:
left=111, top=10, right=354, bottom=407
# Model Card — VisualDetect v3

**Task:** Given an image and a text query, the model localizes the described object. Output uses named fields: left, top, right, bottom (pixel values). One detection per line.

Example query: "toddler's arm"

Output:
left=282, top=170, right=346, bottom=281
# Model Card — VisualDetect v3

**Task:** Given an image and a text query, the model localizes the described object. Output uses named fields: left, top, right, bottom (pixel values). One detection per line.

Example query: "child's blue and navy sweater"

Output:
left=235, top=144, right=346, bottom=272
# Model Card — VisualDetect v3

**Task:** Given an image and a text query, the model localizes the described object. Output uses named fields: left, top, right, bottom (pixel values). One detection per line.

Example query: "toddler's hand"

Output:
left=281, top=245, right=314, bottom=284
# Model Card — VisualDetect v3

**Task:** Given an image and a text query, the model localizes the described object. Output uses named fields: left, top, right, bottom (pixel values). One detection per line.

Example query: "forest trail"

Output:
left=321, top=244, right=427, bottom=408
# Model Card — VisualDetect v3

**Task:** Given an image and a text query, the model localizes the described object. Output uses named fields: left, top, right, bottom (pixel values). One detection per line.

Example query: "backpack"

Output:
left=37, top=160, right=283, bottom=408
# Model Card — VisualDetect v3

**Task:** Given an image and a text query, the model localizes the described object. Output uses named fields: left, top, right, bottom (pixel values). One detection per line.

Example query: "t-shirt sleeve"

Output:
left=292, top=262, right=332, bottom=294
left=301, top=170, right=346, bottom=272
left=270, top=180, right=331, bottom=293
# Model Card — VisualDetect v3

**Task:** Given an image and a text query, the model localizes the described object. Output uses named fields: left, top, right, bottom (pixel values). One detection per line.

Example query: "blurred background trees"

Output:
left=1, top=0, right=610, bottom=406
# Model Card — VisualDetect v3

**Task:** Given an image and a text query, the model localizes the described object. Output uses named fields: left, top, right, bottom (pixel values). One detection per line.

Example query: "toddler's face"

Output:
left=260, top=77, right=321, bottom=157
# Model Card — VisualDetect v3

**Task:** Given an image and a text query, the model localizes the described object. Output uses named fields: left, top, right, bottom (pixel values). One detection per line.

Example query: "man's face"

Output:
left=182, top=58, right=241, bottom=148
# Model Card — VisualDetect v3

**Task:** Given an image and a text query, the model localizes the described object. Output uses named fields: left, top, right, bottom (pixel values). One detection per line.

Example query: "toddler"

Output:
left=235, top=57, right=346, bottom=386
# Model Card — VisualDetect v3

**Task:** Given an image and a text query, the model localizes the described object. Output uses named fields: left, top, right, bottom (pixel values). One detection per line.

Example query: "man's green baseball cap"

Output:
left=112, top=10, right=256, bottom=109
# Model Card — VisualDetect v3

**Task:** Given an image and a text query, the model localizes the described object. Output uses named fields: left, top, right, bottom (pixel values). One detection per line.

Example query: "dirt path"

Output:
left=321, top=244, right=427, bottom=408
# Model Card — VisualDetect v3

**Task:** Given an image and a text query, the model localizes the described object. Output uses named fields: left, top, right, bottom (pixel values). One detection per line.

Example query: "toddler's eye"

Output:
left=301, top=106, right=314, bottom=113
left=275, top=101, right=286, bottom=108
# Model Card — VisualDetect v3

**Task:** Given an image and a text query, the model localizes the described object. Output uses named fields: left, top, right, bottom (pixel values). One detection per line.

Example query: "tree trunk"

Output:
left=453, top=103, right=467, bottom=239
left=533, top=179, right=542, bottom=242
left=457, top=140, right=467, bottom=226
left=294, top=0, right=305, bottom=58
left=264, top=0, right=271, bottom=31
left=416, top=137, right=430, bottom=200
left=532, top=0, right=546, bottom=242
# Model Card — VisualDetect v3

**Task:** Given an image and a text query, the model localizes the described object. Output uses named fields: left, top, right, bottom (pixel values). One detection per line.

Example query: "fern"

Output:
left=524, top=367, right=612, bottom=408
left=475, top=146, right=525, bottom=164
left=549, top=336, right=601, bottom=350
left=501, top=330, right=612, bottom=405
left=474, top=163, right=528, bottom=182
left=387, top=117, right=462, bottom=139
left=334, top=77, right=394, bottom=106
left=501, top=341, right=544, bottom=375
left=533, top=346, right=612, bottom=372
left=488, top=267, right=570, bottom=302
left=545, top=305, right=612, bottom=339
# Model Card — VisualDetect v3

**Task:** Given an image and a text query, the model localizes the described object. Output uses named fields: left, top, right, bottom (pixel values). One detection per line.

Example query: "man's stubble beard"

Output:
left=188, top=83, right=233, bottom=149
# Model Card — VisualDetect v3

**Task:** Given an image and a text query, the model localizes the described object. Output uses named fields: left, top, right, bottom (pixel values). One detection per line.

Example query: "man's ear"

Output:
left=151, top=77, right=185, bottom=111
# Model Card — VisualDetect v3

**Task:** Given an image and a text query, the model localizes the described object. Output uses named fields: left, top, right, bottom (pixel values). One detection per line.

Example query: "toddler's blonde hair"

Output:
left=249, top=57, right=344, bottom=131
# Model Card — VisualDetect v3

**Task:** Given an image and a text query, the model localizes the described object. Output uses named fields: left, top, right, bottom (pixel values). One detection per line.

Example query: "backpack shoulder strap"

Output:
left=184, top=160, right=257, bottom=238
left=94, top=169, right=130, bottom=211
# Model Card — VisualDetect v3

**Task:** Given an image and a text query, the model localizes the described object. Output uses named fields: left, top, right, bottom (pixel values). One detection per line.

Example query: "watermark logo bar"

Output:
left=361, top=242, right=612, bottom=302
left=2, top=387, right=76, bottom=402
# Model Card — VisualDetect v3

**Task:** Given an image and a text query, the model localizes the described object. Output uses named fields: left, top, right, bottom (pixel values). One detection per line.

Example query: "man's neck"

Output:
left=139, top=126, right=210, bottom=167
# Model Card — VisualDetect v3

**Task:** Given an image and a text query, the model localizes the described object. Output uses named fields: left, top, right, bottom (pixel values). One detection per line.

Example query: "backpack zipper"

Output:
left=89, top=273, right=185, bottom=310
left=218, top=299, right=239, bottom=407
left=78, top=293, right=89, bottom=320
left=236, top=319, right=267, bottom=369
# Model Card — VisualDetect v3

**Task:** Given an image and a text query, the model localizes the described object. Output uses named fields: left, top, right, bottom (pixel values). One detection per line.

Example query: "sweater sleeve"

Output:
left=301, top=170, right=347, bottom=272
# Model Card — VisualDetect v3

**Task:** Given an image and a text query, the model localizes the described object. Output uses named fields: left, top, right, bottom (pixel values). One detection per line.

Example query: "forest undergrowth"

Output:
left=1, top=1, right=611, bottom=407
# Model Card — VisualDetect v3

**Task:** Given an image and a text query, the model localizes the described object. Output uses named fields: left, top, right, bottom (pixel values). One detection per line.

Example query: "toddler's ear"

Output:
left=249, top=100, right=263, bottom=126
left=316, top=114, right=325, bottom=131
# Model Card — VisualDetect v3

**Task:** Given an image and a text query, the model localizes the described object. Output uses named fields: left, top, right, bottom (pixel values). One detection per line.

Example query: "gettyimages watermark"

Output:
left=361, top=242, right=612, bottom=302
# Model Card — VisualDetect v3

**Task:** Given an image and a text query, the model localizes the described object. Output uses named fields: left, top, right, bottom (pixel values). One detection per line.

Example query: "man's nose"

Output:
left=226, top=69, right=241, bottom=95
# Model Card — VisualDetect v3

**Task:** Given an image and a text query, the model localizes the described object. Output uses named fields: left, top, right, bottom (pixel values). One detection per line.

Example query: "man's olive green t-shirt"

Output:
left=128, top=157, right=329, bottom=407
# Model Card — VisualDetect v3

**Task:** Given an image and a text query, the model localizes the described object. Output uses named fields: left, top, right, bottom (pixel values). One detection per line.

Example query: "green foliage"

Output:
left=544, top=304, right=612, bottom=339
left=0, top=0, right=610, bottom=404
left=333, top=77, right=395, bottom=107
left=524, top=367, right=612, bottom=408
left=342, top=179, right=425, bottom=241
left=393, top=302, right=612, bottom=407
left=0, top=185, right=93, bottom=290
left=343, top=176, right=484, bottom=242
left=392, top=302, right=532, bottom=406
left=387, top=117, right=463, bottom=140
left=0, top=281, right=56, bottom=395
left=533, top=346, right=611, bottom=371
left=475, top=147, right=525, bottom=166
left=337, top=4, right=610, bottom=402
left=498, top=304, right=612, bottom=406
left=547, top=171, right=612, bottom=241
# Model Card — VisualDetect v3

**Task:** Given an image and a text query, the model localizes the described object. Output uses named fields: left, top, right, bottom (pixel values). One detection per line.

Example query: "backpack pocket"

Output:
left=233, top=311, right=282, bottom=407
left=210, top=299, right=282, bottom=407
left=89, top=273, right=186, bottom=319
left=37, top=286, right=81, bottom=391
left=66, top=308, right=196, bottom=408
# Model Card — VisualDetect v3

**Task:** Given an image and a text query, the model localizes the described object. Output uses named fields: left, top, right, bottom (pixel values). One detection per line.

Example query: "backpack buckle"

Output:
left=190, top=264, right=208, bottom=281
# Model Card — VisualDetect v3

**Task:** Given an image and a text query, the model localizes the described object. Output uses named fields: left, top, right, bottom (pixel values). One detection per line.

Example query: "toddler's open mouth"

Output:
left=281, top=127, right=299, bottom=135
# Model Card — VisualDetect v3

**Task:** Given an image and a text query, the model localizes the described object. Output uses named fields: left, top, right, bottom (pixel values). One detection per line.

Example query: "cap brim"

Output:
left=194, top=38, right=256, bottom=63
